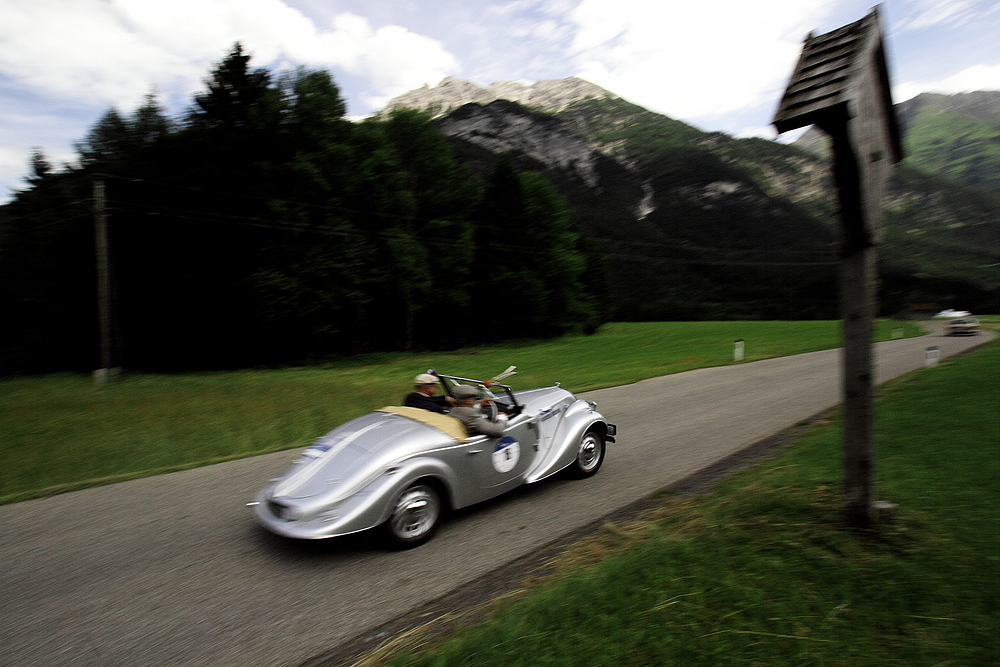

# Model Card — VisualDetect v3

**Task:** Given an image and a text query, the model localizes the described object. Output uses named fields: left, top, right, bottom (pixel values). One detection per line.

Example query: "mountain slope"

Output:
left=797, top=91, right=1000, bottom=196
left=899, top=91, right=1000, bottom=195
left=433, top=99, right=838, bottom=320
left=386, top=79, right=1000, bottom=316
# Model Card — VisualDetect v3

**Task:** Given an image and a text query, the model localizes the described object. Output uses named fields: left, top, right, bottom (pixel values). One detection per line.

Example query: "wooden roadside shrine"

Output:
left=772, top=7, right=903, bottom=529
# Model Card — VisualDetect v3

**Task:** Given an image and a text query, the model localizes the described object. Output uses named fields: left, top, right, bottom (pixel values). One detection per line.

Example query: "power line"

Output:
left=103, top=181, right=842, bottom=259
left=607, top=252, right=838, bottom=266
left=4, top=175, right=845, bottom=267
left=106, top=200, right=527, bottom=253
left=97, top=172, right=842, bottom=258
left=106, top=198, right=841, bottom=266
left=0, top=199, right=90, bottom=223
left=96, top=172, right=437, bottom=227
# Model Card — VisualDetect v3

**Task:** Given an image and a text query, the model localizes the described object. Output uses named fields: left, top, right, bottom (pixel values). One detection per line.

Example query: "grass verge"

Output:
left=0, top=320, right=922, bottom=503
left=376, top=339, right=999, bottom=667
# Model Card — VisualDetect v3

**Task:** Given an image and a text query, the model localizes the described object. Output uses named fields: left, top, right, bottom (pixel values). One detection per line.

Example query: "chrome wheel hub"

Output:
left=578, top=434, right=600, bottom=471
left=389, top=486, right=439, bottom=539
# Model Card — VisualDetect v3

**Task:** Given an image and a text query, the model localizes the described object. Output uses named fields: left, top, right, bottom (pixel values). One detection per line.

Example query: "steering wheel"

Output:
left=479, top=398, right=499, bottom=422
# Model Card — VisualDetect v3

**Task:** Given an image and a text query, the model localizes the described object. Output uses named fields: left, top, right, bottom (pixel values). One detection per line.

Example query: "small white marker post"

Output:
left=734, top=339, right=744, bottom=362
left=924, top=346, right=940, bottom=368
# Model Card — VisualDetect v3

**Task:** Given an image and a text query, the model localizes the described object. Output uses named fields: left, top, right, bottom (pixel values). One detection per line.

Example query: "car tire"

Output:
left=565, top=430, right=605, bottom=479
left=381, top=482, right=442, bottom=549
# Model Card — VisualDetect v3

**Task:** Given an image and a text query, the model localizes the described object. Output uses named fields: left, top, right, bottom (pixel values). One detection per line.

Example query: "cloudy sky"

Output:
left=2, top=0, right=998, bottom=202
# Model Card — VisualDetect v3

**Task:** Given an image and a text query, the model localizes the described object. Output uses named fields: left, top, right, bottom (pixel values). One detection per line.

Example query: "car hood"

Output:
left=270, top=411, right=455, bottom=500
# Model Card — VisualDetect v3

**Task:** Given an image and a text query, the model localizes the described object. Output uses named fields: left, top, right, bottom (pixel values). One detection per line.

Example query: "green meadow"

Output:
left=1, top=320, right=920, bottom=503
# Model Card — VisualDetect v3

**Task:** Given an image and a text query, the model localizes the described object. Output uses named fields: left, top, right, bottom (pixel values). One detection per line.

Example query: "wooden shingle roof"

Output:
left=773, top=7, right=902, bottom=161
left=773, top=18, right=865, bottom=129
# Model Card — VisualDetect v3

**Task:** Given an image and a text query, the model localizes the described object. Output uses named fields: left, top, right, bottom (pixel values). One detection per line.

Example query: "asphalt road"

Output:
left=1, top=324, right=992, bottom=667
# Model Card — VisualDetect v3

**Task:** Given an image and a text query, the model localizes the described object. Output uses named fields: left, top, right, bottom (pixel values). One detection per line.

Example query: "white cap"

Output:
left=414, top=373, right=439, bottom=385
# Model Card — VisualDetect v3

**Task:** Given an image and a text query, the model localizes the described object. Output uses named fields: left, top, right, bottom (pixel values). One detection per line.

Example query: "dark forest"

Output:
left=0, top=45, right=600, bottom=373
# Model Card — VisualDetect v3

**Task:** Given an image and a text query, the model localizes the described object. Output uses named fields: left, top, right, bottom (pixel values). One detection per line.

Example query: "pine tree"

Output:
left=27, top=149, right=51, bottom=186
left=474, top=159, right=597, bottom=337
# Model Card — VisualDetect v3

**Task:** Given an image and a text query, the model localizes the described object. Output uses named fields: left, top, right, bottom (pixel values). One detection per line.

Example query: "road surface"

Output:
left=0, top=324, right=992, bottom=666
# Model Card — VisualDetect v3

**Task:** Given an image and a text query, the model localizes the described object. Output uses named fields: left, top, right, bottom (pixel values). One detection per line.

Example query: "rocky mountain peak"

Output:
left=437, top=99, right=604, bottom=188
left=383, top=76, right=617, bottom=118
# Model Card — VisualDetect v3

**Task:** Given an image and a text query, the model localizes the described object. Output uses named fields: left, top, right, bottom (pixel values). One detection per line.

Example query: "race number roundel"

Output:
left=492, top=436, right=520, bottom=473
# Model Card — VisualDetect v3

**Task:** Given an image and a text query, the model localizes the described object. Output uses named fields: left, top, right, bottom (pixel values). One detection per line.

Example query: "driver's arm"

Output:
left=472, top=414, right=507, bottom=438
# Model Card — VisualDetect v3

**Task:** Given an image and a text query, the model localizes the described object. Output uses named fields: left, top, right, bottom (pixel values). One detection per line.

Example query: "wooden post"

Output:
left=840, top=243, right=877, bottom=527
left=823, top=121, right=878, bottom=529
left=773, top=8, right=901, bottom=529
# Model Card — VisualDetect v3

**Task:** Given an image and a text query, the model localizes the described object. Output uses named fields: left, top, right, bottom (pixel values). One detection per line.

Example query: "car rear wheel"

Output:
left=382, top=482, right=442, bottom=549
left=566, top=430, right=605, bottom=479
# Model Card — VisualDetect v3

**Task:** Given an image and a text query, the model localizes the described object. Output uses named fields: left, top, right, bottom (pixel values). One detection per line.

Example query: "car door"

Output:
left=465, top=416, right=538, bottom=494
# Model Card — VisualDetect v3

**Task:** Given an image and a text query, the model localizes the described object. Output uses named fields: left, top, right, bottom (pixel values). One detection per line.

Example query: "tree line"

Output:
left=0, top=45, right=602, bottom=374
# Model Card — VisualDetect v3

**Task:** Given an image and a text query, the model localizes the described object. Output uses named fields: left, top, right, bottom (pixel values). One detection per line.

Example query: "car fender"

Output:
left=525, top=400, right=610, bottom=483
left=253, top=454, right=463, bottom=540
left=369, top=455, right=464, bottom=526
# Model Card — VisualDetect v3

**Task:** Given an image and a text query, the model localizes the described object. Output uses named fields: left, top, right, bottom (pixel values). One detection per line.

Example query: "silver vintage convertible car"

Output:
left=249, top=368, right=616, bottom=548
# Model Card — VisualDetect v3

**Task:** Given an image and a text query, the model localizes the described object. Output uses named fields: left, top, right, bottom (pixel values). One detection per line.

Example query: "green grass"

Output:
left=380, top=339, right=1000, bottom=667
left=0, top=320, right=922, bottom=503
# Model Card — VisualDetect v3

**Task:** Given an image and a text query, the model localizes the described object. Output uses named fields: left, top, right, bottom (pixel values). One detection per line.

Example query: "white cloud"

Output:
left=736, top=125, right=779, bottom=140
left=894, top=63, right=1000, bottom=101
left=0, top=0, right=459, bottom=111
left=565, top=0, right=839, bottom=123
left=0, top=0, right=460, bottom=202
left=0, top=146, right=28, bottom=176
left=0, top=143, right=77, bottom=200
left=894, top=0, right=987, bottom=30
left=0, top=0, right=200, bottom=109
left=325, top=14, right=460, bottom=108
left=774, top=127, right=810, bottom=144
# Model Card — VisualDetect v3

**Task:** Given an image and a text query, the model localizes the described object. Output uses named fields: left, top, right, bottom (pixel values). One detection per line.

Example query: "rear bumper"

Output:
left=250, top=477, right=397, bottom=540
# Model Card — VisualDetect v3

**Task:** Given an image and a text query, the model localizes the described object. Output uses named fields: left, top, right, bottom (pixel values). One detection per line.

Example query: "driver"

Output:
left=403, top=373, right=456, bottom=413
left=450, top=385, right=508, bottom=437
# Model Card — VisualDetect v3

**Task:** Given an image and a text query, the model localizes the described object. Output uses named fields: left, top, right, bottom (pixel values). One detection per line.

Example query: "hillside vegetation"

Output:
left=898, top=91, right=1000, bottom=195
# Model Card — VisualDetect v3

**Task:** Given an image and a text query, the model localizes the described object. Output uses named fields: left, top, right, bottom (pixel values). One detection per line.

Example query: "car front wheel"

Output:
left=566, top=430, right=605, bottom=479
left=382, top=482, right=442, bottom=549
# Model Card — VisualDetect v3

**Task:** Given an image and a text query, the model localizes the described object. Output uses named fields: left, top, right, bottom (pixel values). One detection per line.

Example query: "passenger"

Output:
left=403, top=373, right=456, bottom=413
left=450, top=385, right=508, bottom=438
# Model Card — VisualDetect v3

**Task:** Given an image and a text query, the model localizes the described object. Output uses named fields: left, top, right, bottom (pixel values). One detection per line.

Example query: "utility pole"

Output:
left=93, top=178, right=113, bottom=384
